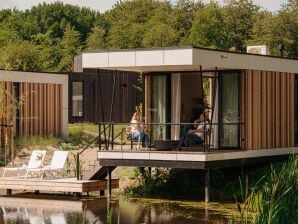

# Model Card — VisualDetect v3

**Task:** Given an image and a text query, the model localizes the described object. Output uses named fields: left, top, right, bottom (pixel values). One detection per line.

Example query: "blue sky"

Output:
left=0, top=0, right=289, bottom=12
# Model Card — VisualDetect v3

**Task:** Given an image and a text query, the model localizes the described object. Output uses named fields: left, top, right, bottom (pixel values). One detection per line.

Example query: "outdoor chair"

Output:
left=50, top=213, right=67, bottom=224
left=125, top=125, right=141, bottom=149
left=2, top=150, right=46, bottom=178
left=25, top=150, right=69, bottom=179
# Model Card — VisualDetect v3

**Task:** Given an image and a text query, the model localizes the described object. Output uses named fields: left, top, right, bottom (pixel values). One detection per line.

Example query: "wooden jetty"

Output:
left=0, top=177, right=119, bottom=195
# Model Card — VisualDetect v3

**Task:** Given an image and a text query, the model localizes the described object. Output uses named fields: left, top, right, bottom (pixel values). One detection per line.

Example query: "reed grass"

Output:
left=232, top=155, right=298, bottom=224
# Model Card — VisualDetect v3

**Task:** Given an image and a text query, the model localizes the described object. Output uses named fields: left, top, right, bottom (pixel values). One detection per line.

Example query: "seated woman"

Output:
left=130, top=111, right=149, bottom=149
left=177, top=112, right=208, bottom=150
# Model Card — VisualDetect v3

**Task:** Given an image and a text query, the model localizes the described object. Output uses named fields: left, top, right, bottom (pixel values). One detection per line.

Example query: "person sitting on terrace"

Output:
left=176, top=112, right=209, bottom=150
left=130, top=111, right=149, bottom=149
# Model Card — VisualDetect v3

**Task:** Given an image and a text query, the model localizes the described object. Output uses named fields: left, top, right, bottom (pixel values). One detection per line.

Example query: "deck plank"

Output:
left=0, top=178, right=119, bottom=193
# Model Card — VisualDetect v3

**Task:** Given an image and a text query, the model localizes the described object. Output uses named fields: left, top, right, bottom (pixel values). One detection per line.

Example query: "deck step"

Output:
left=82, top=164, right=116, bottom=180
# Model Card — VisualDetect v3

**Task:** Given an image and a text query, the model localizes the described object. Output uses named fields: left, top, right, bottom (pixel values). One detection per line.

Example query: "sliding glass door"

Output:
left=219, top=72, right=239, bottom=148
left=146, top=74, right=170, bottom=140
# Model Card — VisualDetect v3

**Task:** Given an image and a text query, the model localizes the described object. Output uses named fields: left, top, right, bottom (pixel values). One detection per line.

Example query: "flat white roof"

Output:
left=78, top=47, right=298, bottom=73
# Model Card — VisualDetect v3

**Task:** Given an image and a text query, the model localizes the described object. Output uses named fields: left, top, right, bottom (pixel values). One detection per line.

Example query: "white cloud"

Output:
left=201, top=0, right=286, bottom=11
left=0, top=0, right=115, bottom=12
left=0, top=0, right=287, bottom=12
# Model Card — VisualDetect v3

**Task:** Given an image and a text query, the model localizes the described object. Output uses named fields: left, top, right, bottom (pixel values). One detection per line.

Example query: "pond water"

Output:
left=0, top=195, right=239, bottom=223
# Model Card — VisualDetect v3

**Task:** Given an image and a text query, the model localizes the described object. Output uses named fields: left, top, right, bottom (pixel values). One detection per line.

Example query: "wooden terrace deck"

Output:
left=98, top=147, right=298, bottom=169
left=0, top=177, right=119, bottom=195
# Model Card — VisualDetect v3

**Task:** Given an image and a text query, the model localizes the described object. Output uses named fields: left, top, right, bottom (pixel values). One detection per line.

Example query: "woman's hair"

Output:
left=131, top=112, right=140, bottom=121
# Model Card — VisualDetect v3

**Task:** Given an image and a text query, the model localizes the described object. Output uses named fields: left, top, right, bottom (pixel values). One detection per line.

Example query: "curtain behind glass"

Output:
left=151, top=76, right=167, bottom=140
left=221, top=74, right=239, bottom=147
left=171, top=73, right=181, bottom=140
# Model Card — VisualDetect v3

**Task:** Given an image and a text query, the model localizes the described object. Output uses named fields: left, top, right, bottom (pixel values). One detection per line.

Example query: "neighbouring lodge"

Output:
left=1, top=46, right=298, bottom=201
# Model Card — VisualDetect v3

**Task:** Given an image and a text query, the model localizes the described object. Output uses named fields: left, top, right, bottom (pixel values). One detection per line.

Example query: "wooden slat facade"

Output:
left=241, top=70, right=295, bottom=150
left=1, top=81, right=62, bottom=136
left=69, top=70, right=141, bottom=123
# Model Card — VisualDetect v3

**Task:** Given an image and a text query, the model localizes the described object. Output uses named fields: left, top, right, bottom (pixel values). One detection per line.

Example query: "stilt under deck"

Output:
left=98, top=147, right=297, bottom=202
left=0, top=178, right=119, bottom=195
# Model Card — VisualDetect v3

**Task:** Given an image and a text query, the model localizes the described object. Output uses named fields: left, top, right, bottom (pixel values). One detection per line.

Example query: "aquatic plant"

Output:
left=232, top=155, right=298, bottom=224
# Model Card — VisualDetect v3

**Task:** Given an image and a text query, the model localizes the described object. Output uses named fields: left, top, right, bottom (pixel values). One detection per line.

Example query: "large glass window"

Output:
left=72, top=82, right=83, bottom=117
left=220, top=73, right=239, bottom=148
left=147, top=75, right=170, bottom=140
left=295, top=76, right=298, bottom=145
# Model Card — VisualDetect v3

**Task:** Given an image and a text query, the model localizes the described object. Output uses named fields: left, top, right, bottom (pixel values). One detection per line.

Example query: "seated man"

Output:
left=177, top=112, right=208, bottom=150
left=130, top=111, right=149, bottom=149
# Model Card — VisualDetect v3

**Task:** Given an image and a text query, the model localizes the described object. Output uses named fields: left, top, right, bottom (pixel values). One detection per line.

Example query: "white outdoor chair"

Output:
left=25, top=151, right=69, bottom=179
left=50, top=213, right=67, bottom=224
left=2, top=150, right=46, bottom=178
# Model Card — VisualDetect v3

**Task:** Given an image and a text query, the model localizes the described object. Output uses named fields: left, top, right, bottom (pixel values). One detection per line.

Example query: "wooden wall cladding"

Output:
left=19, top=83, right=62, bottom=136
left=69, top=70, right=141, bottom=123
left=0, top=82, right=15, bottom=129
left=241, top=70, right=295, bottom=149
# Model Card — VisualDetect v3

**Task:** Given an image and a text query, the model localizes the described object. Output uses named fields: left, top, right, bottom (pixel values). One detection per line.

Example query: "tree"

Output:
left=86, top=27, right=106, bottom=50
left=277, top=0, right=298, bottom=58
left=57, top=24, right=81, bottom=72
left=184, top=2, right=230, bottom=49
left=173, top=0, right=202, bottom=43
left=0, top=41, right=43, bottom=71
left=142, top=23, right=177, bottom=47
left=0, top=83, right=24, bottom=165
left=223, top=0, right=259, bottom=51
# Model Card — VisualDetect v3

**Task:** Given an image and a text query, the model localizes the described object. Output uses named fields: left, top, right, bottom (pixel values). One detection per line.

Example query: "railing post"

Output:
left=99, top=123, right=101, bottom=150
left=111, top=123, right=114, bottom=150
left=76, top=152, right=80, bottom=180
left=121, top=128, right=124, bottom=151
left=149, top=125, right=152, bottom=151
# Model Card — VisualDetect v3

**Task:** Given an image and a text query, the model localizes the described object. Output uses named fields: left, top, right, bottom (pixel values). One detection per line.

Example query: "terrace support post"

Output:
left=76, top=152, right=80, bottom=180
left=205, top=169, right=210, bottom=203
left=148, top=167, right=152, bottom=177
left=107, top=166, right=112, bottom=199
left=99, top=190, right=105, bottom=197
left=241, top=165, right=246, bottom=181
left=6, top=189, right=11, bottom=195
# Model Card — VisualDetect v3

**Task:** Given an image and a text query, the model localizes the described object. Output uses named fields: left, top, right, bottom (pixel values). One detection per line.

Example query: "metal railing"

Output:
left=97, top=121, right=244, bottom=152
left=76, top=124, right=112, bottom=180
left=75, top=121, right=244, bottom=179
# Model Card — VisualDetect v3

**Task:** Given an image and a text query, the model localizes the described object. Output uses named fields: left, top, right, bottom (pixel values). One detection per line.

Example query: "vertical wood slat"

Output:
left=290, top=74, right=295, bottom=146
left=242, top=70, right=295, bottom=150
left=246, top=70, right=253, bottom=149
left=2, top=82, right=62, bottom=136
left=275, top=72, right=281, bottom=148
left=267, top=72, right=273, bottom=148
left=19, top=82, right=62, bottom=136
left=281, top=73, right=286, bottom=147
left=261, top=71, right=267, bottom=148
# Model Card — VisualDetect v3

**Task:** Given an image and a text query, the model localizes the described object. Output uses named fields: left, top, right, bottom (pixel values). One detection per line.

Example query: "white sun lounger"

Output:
left=2, top=150, right=46, bottom=178
left=25, top=151, right=69, bottom=179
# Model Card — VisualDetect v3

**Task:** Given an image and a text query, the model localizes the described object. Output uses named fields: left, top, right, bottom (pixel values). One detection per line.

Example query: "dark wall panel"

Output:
left=69, top=69, right=142, bottom=123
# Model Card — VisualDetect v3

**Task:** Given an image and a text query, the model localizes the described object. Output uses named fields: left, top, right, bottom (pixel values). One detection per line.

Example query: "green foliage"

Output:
left=0, top=40, right=43, bottom=71
left=86, top=26, right=106, bottom=50
left=230, top=156, right=298, bottom=224
left=184, top=2, right=230, bottom=49
left=57, top=24, right=81, bottom=71
left=252, top=156, right=298, bottom=224
left=223, top=0, right=260, bottom=51
left=0, top=0, right=298, bottom=72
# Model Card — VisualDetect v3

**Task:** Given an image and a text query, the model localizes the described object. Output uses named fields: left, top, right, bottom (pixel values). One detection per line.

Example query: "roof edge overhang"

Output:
left=79, top=46, right=298, bottom=74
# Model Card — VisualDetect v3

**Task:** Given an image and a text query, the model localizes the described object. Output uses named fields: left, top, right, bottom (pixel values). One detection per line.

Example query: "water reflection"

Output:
left=0, top=196, right=237, bottom=224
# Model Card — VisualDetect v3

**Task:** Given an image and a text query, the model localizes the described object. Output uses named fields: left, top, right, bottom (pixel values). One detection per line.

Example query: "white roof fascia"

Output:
left=81, top=47, right=298, bottom=74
